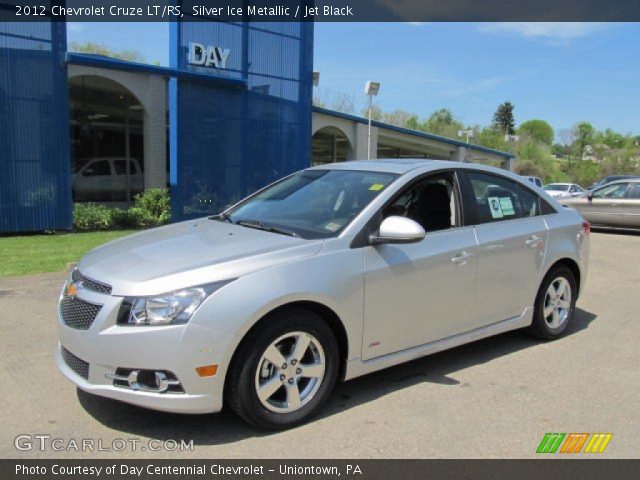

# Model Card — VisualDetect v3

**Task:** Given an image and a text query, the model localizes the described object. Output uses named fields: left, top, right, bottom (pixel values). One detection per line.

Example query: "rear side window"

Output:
left=466, top=172, right=541, bottom=224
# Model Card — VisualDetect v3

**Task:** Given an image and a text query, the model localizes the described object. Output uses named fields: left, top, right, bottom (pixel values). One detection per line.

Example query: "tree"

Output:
left=594, top=128, right=628, bottom=149
left=518, top=119, right=554, bottom=145
left=424, top=108, right=461, bottom=136
left=492, top=101, right=516, bottom=135
left=69, top=41, right=147, bottom=63
left=381, top=109, right=416, bottom=129
left=572, top=121, right=595, bottom=159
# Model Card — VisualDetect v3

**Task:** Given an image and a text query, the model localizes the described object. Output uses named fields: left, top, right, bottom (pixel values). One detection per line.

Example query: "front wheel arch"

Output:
left=223, top=301, right=349, bottom=399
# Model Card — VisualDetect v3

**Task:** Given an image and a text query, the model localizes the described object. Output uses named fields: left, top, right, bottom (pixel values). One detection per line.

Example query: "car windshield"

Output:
left=544, top=184, right=570, bottom=191
left=221, top=169, right=398, bottom=239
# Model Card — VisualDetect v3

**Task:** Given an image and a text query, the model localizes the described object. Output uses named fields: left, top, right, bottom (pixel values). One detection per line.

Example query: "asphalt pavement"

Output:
left=0, top=231, right=638, bottom=458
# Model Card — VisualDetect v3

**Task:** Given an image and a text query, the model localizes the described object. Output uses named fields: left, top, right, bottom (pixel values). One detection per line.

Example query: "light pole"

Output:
left=364, top=81, right=380, bottom=160
left=458, top=129, right=475, bottom=144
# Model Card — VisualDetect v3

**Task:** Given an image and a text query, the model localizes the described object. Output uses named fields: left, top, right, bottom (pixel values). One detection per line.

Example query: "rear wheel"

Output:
left=527, top=265, right=577, bottom=339
left=226, top=309, right=339, bottom=429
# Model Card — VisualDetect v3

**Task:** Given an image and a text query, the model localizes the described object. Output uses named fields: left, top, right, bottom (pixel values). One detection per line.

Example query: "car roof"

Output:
left=602, top=178, right=640, bottom=185
left=309, top=159, right=512, bottom=177
left=547, top=183, right=572, bottom=186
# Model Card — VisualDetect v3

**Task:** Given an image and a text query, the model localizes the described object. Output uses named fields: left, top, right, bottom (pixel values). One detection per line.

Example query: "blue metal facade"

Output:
left=0, top=17, right=71, bottom=232
left=170, top=21, right=314, bottom=220
left=0, top=16, right=313, bottom=232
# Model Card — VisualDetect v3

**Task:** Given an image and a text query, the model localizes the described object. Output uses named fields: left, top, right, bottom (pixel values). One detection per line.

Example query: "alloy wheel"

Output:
left=543, top=277, right=572, bottom=329
left=254, top=331, right=326, bottom=413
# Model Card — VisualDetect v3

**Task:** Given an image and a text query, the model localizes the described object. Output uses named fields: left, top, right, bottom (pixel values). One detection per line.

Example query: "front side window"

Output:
left=383, top=173, right=458, bottom=232
left=626, top=183, right=640, bottom=199
left=114, top=159, right=138, bottom=175
left=592, top=183, right=629, bottom=199
left=545, top=184, right=570, bottom=192
left=467, top=172, right=540, bottom=224
left=82, top=160, right=110, bottom=176
left=224, top=169, right=398, bottom=239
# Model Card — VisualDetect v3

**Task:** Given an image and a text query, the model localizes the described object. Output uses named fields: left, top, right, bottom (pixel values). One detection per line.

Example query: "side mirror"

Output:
left=587, top=193, right=593, bottom=201
left=369, top=216, right=426, bottom=245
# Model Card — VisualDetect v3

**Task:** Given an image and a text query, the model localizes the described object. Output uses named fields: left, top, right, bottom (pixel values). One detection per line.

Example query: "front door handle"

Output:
left=525, top=235, right=542, bottom=248
left=451, top=251, right=472, bottom=265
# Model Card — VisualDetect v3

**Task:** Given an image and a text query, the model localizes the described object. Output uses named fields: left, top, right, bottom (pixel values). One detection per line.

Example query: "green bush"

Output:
left=72, top=189, right=171, bottom=231
left=110, top=208, right=138, bottom=229
left=73, top=203, right=113, bottom=231
left=133, top=188, right=170, bottom=226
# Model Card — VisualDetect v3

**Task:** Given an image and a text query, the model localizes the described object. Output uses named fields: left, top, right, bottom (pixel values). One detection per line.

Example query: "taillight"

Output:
left=582, top=221, right=590, bottom=237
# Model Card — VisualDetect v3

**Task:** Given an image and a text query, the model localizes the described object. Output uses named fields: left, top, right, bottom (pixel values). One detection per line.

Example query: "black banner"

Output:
left=3, top=0, right=640, bottom=22
left=2, top=460, right=640, bottom=480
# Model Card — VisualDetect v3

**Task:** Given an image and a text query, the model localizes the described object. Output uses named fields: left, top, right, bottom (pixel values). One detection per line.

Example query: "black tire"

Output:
left=527, top=265, right=577, bottom=340
left=226, top=308, right=339, bottom=430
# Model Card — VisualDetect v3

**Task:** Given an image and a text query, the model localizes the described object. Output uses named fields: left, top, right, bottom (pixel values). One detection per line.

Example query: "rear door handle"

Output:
left=451, top=251, right=472, bottom=265
left=525, top=235, right=542, bottom=248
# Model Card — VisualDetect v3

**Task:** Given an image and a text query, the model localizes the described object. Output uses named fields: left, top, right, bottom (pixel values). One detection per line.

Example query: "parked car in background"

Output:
left=523, top=176, right=543, bottom=188
left=561, top=179, right=640, bottom=230
left=543, top=183, right=586, bottom=198
left=57, top=159, right=590, bottom=429
left=589, top=175, right=639, bottom=190
left=72, top=157, right=143, bottom=202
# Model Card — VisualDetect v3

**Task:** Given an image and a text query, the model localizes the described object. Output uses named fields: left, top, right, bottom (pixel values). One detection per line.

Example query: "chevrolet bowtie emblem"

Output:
left=66, top=282, right=78, bottom=298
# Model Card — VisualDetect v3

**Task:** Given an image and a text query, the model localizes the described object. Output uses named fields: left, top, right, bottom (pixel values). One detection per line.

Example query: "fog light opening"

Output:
left=106, top=368, right=184, bottom=393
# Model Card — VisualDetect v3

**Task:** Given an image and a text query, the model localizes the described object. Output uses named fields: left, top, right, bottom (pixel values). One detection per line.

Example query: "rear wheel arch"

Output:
left=544, top=258, right=581, bottom=296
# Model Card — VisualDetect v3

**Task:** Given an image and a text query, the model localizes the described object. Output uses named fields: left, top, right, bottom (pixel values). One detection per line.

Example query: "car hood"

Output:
left=77, top=219, right=324, bottom=296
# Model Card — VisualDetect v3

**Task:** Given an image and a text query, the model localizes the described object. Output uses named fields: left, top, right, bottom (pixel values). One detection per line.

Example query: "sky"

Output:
left=68, top=22, right=640, bottom=135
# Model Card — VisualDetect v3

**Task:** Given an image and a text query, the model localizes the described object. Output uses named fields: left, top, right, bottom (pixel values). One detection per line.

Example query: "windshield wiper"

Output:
left=235, top=219, right=298, bottom=237
left=210, top=212, right=234, bottom=223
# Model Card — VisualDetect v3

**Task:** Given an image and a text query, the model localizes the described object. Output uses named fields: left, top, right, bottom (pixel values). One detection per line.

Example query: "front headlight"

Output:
left=118, top=280, right=233, bottom=326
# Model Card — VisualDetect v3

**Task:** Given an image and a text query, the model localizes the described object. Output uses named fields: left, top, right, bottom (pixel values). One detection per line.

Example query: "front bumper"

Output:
left=56, top=281, right=236, bottom=414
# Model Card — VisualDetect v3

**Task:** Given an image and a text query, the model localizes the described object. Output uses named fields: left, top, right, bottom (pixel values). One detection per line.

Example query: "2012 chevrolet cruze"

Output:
left=57, top=160, right=590, bottom=429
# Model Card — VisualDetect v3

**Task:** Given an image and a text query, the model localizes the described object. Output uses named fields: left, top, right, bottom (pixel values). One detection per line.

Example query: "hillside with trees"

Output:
left=313, top=94, right=640, bottom=186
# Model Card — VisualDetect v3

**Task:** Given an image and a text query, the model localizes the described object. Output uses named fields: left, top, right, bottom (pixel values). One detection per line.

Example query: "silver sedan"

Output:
left=57, top=160, right=590, bottom=429
left=561, top=179, right=640, bottom=230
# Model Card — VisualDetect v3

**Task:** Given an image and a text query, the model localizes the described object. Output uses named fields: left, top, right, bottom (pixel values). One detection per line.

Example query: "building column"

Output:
left=450, top=146, right=467, bottom=162
left=502, top=157, right=516, bottom=171
left=143, top=76, right=167, bottom=189
left=355, top=122, right=378, bottom=159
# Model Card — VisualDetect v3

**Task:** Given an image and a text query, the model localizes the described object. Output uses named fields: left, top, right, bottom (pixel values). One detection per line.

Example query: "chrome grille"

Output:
left=60, top=293, right=101, bottom=330
left=72, top=269, right=112, bottom=295
left=61, top=346, right=89, bottom=380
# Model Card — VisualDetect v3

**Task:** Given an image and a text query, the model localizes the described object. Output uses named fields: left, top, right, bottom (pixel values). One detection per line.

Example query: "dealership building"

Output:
left=0, top=19, right=513, bottom=233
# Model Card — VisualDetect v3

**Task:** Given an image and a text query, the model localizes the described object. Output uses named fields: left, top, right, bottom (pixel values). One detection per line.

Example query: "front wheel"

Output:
left=226, top=309, right=339, bottom=429
left=527, top=265, right=577, bottom=339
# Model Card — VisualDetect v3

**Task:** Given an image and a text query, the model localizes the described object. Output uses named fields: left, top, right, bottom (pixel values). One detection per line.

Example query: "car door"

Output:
left=362, top=171, right=479, bottom=360
left=77, top=159, right=113, bottom=200
left=621, top=182, right=640, bottom=228
left=581, top=182, right=629, bottom=226
left=461, top=171, right=548, bottom=326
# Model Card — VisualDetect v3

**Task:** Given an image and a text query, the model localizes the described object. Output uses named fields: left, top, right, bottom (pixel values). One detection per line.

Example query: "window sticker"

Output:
left=488, top=197, right=503, bottom=219
left=499, top=197, right=515, bottom=216
left=369, top=183, right=385, bottom=191
left=325, top=222, right=341, bottom=232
